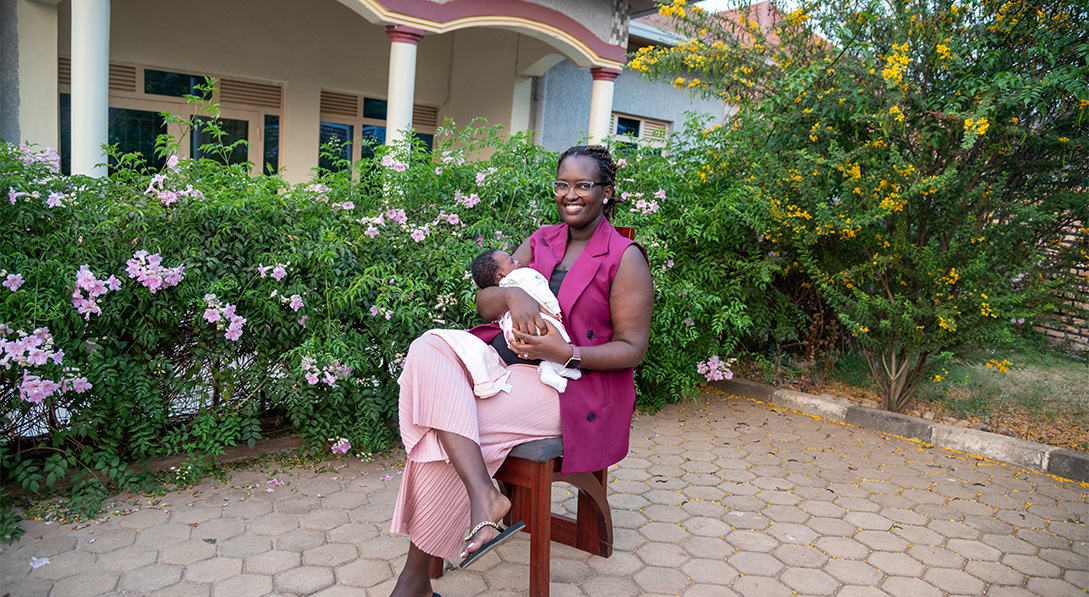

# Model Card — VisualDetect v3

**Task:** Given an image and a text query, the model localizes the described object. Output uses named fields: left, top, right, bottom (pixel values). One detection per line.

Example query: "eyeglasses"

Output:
left=551, top=180, right=605, bottom=196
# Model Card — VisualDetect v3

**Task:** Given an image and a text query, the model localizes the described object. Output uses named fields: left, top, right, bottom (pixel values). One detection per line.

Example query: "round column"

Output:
left=588, top=67, right=620, bottom=144
left=71, top=0, right=110, bottom=177
left=385, top=25, right=425, bottom=148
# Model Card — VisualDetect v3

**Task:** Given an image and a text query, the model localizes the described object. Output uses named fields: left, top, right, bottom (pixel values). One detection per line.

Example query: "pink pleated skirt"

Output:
left=390, top=335, right=561, bottom=558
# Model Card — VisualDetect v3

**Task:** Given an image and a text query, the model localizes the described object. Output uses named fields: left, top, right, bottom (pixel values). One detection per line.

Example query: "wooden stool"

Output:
left=429, top=437, right=613, bottom=597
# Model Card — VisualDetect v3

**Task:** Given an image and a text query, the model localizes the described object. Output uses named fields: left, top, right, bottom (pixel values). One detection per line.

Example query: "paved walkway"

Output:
left=1, top=392, right=1087, bottom=596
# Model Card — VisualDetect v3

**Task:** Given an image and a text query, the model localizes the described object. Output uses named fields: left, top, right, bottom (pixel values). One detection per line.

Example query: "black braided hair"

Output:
left=471, top=248, right=501, bottom=289
left=558, top=145, right=618, bottom=219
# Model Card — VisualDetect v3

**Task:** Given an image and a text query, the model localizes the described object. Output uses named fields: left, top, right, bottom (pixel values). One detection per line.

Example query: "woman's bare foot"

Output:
left=460, top=488, right=512, bottom=558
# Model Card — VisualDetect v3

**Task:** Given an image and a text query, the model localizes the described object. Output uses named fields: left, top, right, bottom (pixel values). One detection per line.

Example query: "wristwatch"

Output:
left=564, top=345, right=581, bottom=369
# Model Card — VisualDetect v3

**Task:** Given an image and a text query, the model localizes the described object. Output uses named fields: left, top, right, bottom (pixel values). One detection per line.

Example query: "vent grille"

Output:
left=221, top=78, right=282, bottom=109
left=643, top=119, right=669, bottom=138
left=321, top=91, right=359, bottom=118
left=58, top=56, right=71, bottom=88
left=413, top=104, right=439, bottom=129
left=109, top=64, right=138, bottom=93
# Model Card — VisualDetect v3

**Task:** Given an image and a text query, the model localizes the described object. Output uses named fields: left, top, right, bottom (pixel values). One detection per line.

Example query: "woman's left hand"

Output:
left=509, top=320, right=567, bottom=362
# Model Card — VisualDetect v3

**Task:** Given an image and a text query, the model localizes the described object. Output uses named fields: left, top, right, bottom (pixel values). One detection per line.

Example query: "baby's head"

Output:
left=471, top=249, right=519, bottom=288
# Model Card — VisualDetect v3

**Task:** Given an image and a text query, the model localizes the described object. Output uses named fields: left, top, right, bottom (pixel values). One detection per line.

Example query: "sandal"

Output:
left=458, top=519, right=526, bottom=569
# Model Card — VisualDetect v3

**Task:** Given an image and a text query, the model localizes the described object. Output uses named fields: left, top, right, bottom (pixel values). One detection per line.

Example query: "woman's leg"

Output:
left=434, top=429, right=511, bottom=556
left=390, top=542, right=435, bottom=597
left=390, top=432, right=511, bottom=596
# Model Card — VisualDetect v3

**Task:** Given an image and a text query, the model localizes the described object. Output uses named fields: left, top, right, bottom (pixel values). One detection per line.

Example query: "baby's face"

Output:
left=493, top=251, right=520, bottom=279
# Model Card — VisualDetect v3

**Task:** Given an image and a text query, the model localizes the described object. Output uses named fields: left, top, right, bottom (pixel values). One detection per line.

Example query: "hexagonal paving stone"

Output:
left=155, top=535, right=216, bottom=565
left=824, top=559, right=882, bottom=585
left=24, top=549, right=94, bottom=581
left=681, top=558, right=739, bottom=585
left=731, top=574, right=794, bottom=597
left=782, top=567, right=839, bottom=595
left=48, top=572, right=120, bottom=597
left=302, top=542, right=358, bottom=567
left=97, top=543, right=159, bottom=572
left=908, top=545, right=968, bottom=569
left=275, top=564, right=335, bottom=594
left=118, top=564, right=183, bottom=593
left=117, top=508, right=171, bottom=529
left=635, top=542, right=690, bottom=567
left=169, top=505, right=223, bottom=525
left=190, top=518, right=245, bottom=542
left=633, top=565, right=691, bottom=594
left=728, top=552, right=785, bottom=575
left=1002, top=553, right=1062, bottom=577
left=81, top=528, right=137, bottom=553
left=816, top=537, right=869, bottom=560
left=335, top=558, right=393, bottom=588
left=923, top=567, right=985, bottom=594
left=210, top=573, right=273, bottom=597
left=185, top=556, right=243, bottom=583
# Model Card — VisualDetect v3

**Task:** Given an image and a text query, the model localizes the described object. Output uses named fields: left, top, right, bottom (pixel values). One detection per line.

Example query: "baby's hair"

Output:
left=471, top=249, right=501, bottom=289
left=558, top=145, right=618, bottom=218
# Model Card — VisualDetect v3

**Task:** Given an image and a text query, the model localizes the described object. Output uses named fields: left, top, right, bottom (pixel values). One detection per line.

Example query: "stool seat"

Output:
left=507, top=437, right=563, bottom=462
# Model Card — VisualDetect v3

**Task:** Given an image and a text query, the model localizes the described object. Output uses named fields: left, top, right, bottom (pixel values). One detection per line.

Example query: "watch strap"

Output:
left=564, top=345, right=581, bottom=369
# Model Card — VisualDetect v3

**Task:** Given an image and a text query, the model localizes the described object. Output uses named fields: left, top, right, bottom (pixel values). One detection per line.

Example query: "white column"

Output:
left=71, top=0, right=110, bottom=177
left=588, top=67, right=620, bottom=144
left=385, top=25, right=424, bottom=148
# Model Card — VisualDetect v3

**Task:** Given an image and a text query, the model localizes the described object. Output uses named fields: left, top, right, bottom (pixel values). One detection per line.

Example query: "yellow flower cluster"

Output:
left=938, top=315, right=956, bottom=331
left=936, top=44, right=951, bottom=60
left=840, top=162, right=862, bottom=181
left=627, top=45, right=660, bottom=73
left=784, top=8, right=811, bottom=27
left=941, top=268, right=959, bottom=285
left=932, top=368, right=949, bottom=382
left=889, top=105, right=905, bottom=123
left=882, top=43, right=911, bottom=86
left=964, top=117, right=990, bottom=136
left=658, top=0, right=687, bottom=18
left=985, top=358, right=1011, bottom=372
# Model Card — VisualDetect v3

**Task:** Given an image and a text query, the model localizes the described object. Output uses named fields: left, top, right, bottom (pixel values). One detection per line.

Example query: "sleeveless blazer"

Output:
left=470, top=218, right=642, bottom=473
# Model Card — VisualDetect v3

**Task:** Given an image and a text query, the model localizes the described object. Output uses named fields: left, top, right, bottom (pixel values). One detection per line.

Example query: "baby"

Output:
left=471, top=249, right=581, bottom=392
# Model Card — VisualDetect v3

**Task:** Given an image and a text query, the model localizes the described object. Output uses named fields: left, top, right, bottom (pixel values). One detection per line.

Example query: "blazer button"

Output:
left=586, top=330, right=594, bottom=339
left=587, top=412, right=596, bottom=422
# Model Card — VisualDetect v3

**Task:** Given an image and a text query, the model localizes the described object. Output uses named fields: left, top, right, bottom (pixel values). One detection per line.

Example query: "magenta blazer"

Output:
left=470, top=218, right=642, bottom=473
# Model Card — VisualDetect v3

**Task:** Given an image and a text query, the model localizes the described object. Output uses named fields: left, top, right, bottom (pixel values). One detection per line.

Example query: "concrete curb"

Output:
left=710, top=378, right=1089, bottom=484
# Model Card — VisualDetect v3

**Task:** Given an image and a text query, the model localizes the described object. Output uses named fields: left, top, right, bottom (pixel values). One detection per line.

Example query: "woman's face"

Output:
left=555, top=154, right=611, bottom=230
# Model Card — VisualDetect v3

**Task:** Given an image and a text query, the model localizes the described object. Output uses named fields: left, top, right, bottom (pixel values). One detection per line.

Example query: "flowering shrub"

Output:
left=0, top=103, right=782, bottom=535
left=635, top=0, right=1089, bottom=411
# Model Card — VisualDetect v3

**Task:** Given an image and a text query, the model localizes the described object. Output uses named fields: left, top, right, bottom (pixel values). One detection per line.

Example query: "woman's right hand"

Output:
left=504, top=287, right=549, bottom=336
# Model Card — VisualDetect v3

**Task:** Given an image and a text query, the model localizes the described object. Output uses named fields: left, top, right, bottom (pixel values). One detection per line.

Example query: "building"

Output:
left=1, top=0, right=726, bottom=184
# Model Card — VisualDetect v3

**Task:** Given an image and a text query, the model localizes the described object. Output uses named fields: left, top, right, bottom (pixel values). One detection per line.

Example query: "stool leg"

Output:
left=528, top=461, right=552, bottom=597
left=428, top=555, right=444, bottom=579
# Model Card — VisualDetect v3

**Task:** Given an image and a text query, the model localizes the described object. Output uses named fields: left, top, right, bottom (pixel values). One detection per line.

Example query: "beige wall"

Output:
left=5, top=0, right=60, bottom=148
left=51, top=0, right=565, bottom=182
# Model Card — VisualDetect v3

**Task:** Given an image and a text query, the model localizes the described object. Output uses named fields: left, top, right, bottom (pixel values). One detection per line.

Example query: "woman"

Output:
left=389, top=145, right=654, bottom=597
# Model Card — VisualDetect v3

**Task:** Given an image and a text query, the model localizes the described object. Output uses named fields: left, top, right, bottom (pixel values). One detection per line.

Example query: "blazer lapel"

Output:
left=557, top=219, right=614, bottom=315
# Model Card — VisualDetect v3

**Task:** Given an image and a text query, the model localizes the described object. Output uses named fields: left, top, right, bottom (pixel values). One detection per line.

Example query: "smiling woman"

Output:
left=386, top=145, right=653, bottom=596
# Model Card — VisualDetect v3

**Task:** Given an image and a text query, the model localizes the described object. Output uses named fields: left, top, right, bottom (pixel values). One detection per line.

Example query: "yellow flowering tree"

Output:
left=634, top=0, right=1089, bottom=411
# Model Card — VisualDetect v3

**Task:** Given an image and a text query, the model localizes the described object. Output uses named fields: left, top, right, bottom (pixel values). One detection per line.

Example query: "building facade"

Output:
left=1, top=0, right=723, bottom=183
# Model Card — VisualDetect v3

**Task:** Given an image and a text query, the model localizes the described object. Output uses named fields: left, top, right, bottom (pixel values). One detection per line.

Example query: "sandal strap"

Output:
left=463, top=519, right=502, bottom=543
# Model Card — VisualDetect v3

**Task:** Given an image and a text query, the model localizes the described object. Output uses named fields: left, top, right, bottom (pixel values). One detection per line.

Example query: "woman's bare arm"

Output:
left=475, top=238, right=549, bottom=334
left=510, top=244, right=653, bottom=370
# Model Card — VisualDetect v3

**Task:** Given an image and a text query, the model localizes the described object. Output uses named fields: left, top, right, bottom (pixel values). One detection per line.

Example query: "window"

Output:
left=319, top=90, right=438, bottom=168
left=57, top=59, right=283, bottom=175
left=610, top=112, right=670, bottom=151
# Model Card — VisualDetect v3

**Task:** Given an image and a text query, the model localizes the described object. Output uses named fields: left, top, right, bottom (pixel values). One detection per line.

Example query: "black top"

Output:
left=490, top=268, right=568, bottom=366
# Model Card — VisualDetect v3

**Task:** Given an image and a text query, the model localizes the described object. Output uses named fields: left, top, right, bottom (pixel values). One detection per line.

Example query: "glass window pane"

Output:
left=192, top=116, right=249, bottom=165
left=264, top=115, right=280, bottom=175
left=145, top=69, right=209, bottom=99
left=59, top=93, right=71, bottom=175
left=616, top=117, right=641, bottom=137
left=363, top=98, right=388, bottom=120
left=412, top=132, right=433, bottom=152
left=108, top=107, right=167, bottom=172
left=319, top=122, right=353, bottom=172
